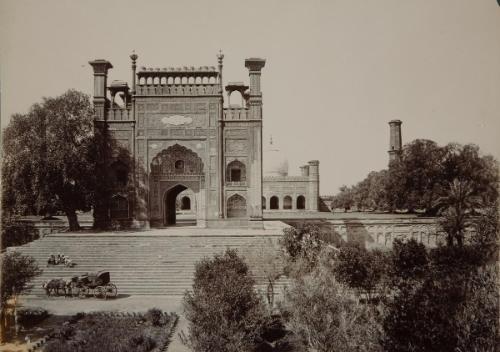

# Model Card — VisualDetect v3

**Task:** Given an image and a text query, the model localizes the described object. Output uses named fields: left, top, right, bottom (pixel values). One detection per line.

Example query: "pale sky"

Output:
left=1, top=0, right=499, bottom=195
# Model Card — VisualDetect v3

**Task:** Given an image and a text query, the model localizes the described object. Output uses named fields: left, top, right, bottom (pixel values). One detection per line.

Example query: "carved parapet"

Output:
left=135, top=84, right=219, bottom=96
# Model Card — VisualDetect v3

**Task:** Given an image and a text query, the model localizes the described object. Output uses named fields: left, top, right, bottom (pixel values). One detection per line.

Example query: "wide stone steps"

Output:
left=12, top=231, right=290, bottom=296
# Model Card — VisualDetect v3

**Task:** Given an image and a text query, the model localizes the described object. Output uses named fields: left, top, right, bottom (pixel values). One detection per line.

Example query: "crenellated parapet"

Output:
left=135, top=66, right=221, bottom=96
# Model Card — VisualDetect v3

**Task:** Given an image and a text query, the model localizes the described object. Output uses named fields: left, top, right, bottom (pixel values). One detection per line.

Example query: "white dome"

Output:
left=263, top=137, right=289, bottom=177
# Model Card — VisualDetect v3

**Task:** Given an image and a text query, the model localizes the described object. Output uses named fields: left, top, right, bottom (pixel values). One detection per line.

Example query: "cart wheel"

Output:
left=94, top=286, right=105, bottom=299
left=105, top=284, right=117, bottom=299
left=79, top=287, right=89, bottom=298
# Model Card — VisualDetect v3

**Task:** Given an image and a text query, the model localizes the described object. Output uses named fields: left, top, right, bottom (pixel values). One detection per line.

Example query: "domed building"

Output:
left=263, top=137, right=289, bottom=177
left=262, top=137, right=319, bottom=212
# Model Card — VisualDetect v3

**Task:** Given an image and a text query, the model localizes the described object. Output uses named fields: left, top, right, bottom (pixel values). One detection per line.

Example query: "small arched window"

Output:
left=270, top=196, right=279, bottom=210
left=283, top=196, right=292, bottom=210
left=226, top=160, right=246, bottom=182
left=297, top=195, right=306, bottom=210
left=181, top=196, right=191, bottom=210
left=175, top=160, right=184, bottom=173
left=262, top=196, right=266, bottom=210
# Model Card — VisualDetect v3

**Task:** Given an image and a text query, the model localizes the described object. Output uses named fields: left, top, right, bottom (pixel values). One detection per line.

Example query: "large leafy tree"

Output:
left=2, top=90, right=95, bottom=230
left=386, top=140, right=498, bottom=215
left=386, top=139, right=447, bottom=213
left=330, top=185, right=354, bottom=212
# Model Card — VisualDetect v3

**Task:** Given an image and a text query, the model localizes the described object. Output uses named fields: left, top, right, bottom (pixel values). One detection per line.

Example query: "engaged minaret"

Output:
left=388, top=119, right=402, bottom=163
left=89, top=59, right=113, bottom=121
left=245, top=58, right=266, bottom=221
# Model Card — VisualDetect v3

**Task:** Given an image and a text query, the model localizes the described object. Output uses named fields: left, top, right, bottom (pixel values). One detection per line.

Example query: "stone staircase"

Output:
left=11, top=226, right=290, bottom=297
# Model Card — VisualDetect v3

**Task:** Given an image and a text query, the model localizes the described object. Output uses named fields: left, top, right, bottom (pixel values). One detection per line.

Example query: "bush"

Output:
left=183, top=249, right=268, bottom=352
left=1, top=251, right=42, bottom=310
left=145, top=308, right=163, bottom=327
left=281, top=255, right=383, bottom=352
left=280, top=224, right=325, bottom=277
left=333, top=244, right=389, bottom=300
left=383, top=239, right=498, bottom=352
left=17, top=307, right=49, bottom=328
left=1, top=219, right=39, bottom=250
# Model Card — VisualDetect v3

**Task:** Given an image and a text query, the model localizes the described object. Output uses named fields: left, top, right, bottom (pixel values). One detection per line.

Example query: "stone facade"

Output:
left=263, top=162, right=320, bottom=212
left=90, top=53, right=321, bottom=228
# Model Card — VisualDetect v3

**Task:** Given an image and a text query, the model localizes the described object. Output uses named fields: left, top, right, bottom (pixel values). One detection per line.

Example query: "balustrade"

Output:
left=223, top=107, right=249, bottom=120
left=107, top=108, right=131, bottom=121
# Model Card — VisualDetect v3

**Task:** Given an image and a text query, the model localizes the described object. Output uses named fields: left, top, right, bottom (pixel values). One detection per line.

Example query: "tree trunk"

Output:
left=65, top=209, right=80, bottom=231
left=0, top=309, right=6, bottom=343
left=266, top=279, right=274, bottom=308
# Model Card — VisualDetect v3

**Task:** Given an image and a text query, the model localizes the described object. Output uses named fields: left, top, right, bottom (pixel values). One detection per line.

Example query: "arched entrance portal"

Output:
left=164, top=184, right=187, bottom=225
left=150, top=144, right=205, bottom=227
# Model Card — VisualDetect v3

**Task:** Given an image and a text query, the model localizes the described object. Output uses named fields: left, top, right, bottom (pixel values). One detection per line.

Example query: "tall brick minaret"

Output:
left=388, top=119, right=402, bottom=163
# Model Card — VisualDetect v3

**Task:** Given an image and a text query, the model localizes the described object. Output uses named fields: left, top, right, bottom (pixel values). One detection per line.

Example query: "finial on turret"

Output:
left=217, top=50, right=224, bottom=64
left=130, top=50, right=138, bottom=63
left=130, top=51, right=138, bottom=95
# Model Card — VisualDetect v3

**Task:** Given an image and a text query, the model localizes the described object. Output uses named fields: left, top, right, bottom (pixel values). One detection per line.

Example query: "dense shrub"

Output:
left=183, top=249, right=268, bottom=352
left=145, top=308, right=164, bottom=327
left=281, top=256, right=383, bottom=352
left=1, top=251, right=42, bottom=310
left=390, top=239, right=428, bottom=285
left=383, top=239, right=498, bottom=352
left=17, top=307, right=49, bottom=328
left=1, top=220, right=39, bottom=250
left=280, top=224, right=325, bottom=277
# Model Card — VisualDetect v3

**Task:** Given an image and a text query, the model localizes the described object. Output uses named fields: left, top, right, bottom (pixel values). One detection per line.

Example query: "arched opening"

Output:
left=180, top=196, right=191, bottom=210
left=297, top=195, right=306, bottom=210
left=110, top=195, right=128, bottom=219
left=164, top=184, right=189, bottom=225
left=283, top=196, right=292, bottom=210
left=226, top=160, right=246, bottom=182
left=227, top=194, right=247, bottom=218
left=270, top=196, right=279, bottom=210
left=228, top=90, right=244, bottom=107
left=262, top=196, right=266, bottom=210
left=174, top=160, right=184, bottom=173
